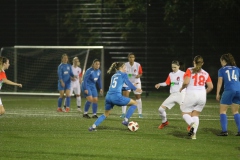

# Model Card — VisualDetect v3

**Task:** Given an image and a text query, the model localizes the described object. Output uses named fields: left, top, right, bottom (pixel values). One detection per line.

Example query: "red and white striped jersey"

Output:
left=184, top=67, right=212, bottom=91
left=165, top=70, right=185, bottom=93
left=125, top=62, right=143, bottom=84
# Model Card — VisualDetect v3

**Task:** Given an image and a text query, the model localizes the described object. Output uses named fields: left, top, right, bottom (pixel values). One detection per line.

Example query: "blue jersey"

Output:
left=218, top=65, right=240, bottom=91
left=57, top=63, right=74, bottom=83
left=82, top=67, right=102, bottom=90
left=108, top=71, right=137, bottom=94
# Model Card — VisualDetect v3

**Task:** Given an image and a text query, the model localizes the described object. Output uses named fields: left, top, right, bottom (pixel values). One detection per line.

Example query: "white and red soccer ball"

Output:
left=128, top=121, right=139, bottom=132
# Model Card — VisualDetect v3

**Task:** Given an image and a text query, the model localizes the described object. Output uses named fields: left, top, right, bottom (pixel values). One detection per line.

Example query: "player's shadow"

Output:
left=168, top=130, right=190, bottom=139
left=201, top=127, right=234, bottom=135
left=97, top=125, right=127, bottom=131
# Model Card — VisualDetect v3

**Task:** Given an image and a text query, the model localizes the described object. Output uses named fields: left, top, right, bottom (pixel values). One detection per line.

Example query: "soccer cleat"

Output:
left=158, top=121, right=169, bottom=129
left=63, top=105, right=66, bottom=109
left=88, top=126, right=96, bottom=131
left=187, top=125, right=191, bottom=132
left=217, top=131, right=228, bottom=136
left=83, top=114, right=91, bottom=119
left=92, top=115, right=98, bottom=118
left=191, top=134, right=197, bottom=140
left=57, top=108, right=63, bottom=112
left=77, top=107, right=82, bottom=112
left=188, top=123, right=197, bottom=136
left=122, top=121, right=129, bottom=126
left=65, top=107, right=70, bottom=112
left=120, top=114, right=125, bottom=118
left=138, top=114, right=143, bottom=118
left=236, top=132, right=240, bottom=136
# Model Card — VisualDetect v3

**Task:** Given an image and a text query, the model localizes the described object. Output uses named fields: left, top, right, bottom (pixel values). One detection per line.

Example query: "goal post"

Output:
left=0, top=46, right=104, bottom=96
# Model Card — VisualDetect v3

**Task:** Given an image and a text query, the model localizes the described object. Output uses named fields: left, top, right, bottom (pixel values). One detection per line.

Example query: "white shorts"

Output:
left=180, top=90, right=206, bottom=112
left=161, top=91, right=185, bottom=109
left=125, top=83, right=142, bottom=95
left=70, top=81, right=81, bottom=95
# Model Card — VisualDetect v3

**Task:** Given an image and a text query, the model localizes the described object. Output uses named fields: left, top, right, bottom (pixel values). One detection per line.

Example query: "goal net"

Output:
left=0, top=46, right=104, bottom=96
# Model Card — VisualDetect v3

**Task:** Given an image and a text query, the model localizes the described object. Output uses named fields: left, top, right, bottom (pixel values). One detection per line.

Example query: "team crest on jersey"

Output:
left=67, top=66, right=70, bottom=70
left=97, top=72, right=100, bottom=76
left=134, top=69, right=136, bottom=72
left=177, top=77, right=180, bottom=81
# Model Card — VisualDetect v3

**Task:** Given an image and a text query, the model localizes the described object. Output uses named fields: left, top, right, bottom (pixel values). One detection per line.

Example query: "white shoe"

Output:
left=77, top=108, right=82, bottom=112
left=191, top=134, right=196, bottom=140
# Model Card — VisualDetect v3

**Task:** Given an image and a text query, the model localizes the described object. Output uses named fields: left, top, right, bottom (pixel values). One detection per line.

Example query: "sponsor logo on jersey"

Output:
left=64, top=71, right=69, bottom=74
left=94, top=78, right=98, bottom=81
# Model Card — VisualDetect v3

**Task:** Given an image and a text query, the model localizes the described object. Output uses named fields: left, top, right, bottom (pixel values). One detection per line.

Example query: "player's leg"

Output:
left=91, top=87, right=99, bottom=118
left=65, top=89, right=71, bottom=112
left=74, top=84, right=82, bottom=112
left=122, top=99, right=138, bottom=126
left=231, top=103, right=240, bottom=136
left=0, top=98, right=5, bottom=115
left=83, top=95, right=92, bottom=118
left=134, top=83, right=142, bottom=118
left=57, top=90, right=65, bottom=112
left=120, top=89, right=130, bottom=118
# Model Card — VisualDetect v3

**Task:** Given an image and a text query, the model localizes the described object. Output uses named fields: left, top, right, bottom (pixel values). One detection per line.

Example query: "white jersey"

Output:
left=165, top=70, right=185, bottom=93
left=70, top=66, right=82, bottom=95
left=125, top=62, right=143, bottom=84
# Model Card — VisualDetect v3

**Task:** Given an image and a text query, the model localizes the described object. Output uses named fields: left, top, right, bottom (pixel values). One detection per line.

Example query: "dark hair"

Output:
left=220, top=53, right=236, bottom=66
left=192, top=55, right=204, bottom=73
left=0, top=56, right=9, bottom=70
left=128, top=53, right=135, bottom=58
left=107, top=62, right=125, bottom=74
left=172, top=60, right=180, bottom=66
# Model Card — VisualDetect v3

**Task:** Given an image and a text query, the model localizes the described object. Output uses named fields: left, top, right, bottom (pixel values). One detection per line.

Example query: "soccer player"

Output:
left=155, top=60, right=185, bottom=129
left=81, top=59, right=103, bottom=118
left=0, top=56, right=22, bottom=115
left=120, top=53, right=143, bottom=118
left=88, top=62, right=142, bottom=131
left=57, top=54, right=75, bottom=112
left=64, top=57, right=82, bottom=112
left=216, top=53, right=240, bottom=136
left=180, top=55, right=213, bottom=139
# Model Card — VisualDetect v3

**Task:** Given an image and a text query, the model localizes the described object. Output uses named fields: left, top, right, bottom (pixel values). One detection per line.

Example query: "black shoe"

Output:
left=236, top=132, right=240, bottom=136
left=63, top=105, right=66, bottom=109
left=92, top=115, right=98, bottom=118
left=83, top=114, right=91, bottom=119
left=217, top=131, right=228, bottom=136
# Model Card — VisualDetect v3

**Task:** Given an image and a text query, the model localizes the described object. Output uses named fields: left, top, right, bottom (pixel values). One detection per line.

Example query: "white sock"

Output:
left=76, top=96, right=81, bottom=107
left=159, top=107, right=167, bottom=123
left=192, top=116, right=199, bottom=133
left=124, top=117, right=129, bottom=122
left=136, top=99, right=142, bottom=114
left=182, top=114, right=193, bottom=125
left=122, top=106, right=127, bottom=114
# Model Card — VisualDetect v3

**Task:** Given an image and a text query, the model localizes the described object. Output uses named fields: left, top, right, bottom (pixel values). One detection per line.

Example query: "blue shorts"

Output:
left=105, top=93, right=131, bottom=110
left=81, top=85, right=98, bottom=98
left=58, top=81, right=71, bottom=91
left=220, top=90, right=240, bottom=105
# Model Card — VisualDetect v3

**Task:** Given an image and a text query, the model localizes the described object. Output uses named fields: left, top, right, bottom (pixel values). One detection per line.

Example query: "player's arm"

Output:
left=180, top=69, right=191, bottom=92
left=97, top=73, right=103, bottom=95
left=206, top=75, right=213, bottom=94
left=216, top=77, right=222, bottom=101
left=155, top=75, right=170, bottom=89
left=2, top=78, right=22, bottom=87
left=124, top=74, right=142, bottom=93
left=57, top=66, right=64, bottom=87
left=135, top=65, right=143, bottom=78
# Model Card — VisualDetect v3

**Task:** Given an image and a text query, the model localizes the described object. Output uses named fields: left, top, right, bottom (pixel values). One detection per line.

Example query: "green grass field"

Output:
left=0, top=94, right=239, bottom=160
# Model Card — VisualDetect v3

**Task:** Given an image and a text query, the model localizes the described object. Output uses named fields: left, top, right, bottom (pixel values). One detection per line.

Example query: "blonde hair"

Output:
left=192, top=55, right=204, bottom=73
left=107, top=62, right=125, bottom=74
left=61, top=54, right=68, bottom=63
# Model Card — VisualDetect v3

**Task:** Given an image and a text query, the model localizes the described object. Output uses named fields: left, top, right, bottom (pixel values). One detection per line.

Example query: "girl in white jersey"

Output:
left=155, top=60, right=185, bottom=129
left=121, top=53, right=143, bottom=118
left=64, top=57, right=82, bottom=112
left=180, top=55, right=213, bottom=139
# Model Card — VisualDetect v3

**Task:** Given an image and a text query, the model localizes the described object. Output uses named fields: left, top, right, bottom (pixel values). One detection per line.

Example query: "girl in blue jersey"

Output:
left=81, top=59, right=103, bottom=118
left=57, top=54, right=75, bottom=112
left=216, top=53, right=240, bottom=136
left=88, top=62, right=142, bottom=131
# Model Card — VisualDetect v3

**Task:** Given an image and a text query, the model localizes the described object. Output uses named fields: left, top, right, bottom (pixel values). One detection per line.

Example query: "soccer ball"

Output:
left=128, top=121, right=139, bottom=132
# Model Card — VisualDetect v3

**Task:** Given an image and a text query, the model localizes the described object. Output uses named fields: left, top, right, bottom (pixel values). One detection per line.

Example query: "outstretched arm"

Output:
left=3, top=78, right=22, bottom=87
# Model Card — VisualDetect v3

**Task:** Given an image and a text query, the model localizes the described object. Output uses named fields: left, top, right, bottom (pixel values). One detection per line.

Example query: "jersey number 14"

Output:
left=225, top=70, right=237, bottom=81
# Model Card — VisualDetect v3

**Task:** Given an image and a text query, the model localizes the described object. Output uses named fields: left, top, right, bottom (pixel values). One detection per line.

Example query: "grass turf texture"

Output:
left=0, top=94, right=239, bottom=160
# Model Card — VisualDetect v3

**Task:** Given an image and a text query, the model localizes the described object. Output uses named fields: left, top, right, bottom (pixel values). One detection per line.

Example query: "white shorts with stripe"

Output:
left=161, top=91, right=185, bottom=109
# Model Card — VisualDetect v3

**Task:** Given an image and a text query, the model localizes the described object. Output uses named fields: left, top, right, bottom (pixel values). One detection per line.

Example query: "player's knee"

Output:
left=159, top=106, right=165, bottom=113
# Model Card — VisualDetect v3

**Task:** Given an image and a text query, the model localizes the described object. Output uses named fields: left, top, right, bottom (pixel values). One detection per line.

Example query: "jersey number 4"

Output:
left=225, top=70, right=237, bottom=81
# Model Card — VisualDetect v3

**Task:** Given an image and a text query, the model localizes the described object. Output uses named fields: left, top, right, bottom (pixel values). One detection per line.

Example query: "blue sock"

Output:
left=125, top=105, right=137, bottom=119
left=94, top=114, right=106, bottom=127
left=220, top=114, right=228, bottom=132
left=66, top=97, right=70, bottom=107
left=84, top=101, right=91, bottom=112
left=58, top=98, right=63, bottom=108
left=234, top=113, right=240, bottom=132
left=92, top=103, right=98, bottom=114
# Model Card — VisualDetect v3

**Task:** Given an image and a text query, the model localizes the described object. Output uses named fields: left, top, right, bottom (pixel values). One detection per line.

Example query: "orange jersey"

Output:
left=184, top=67, right=212, bottom=91
left=0, top=71, right=6, bottom=90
